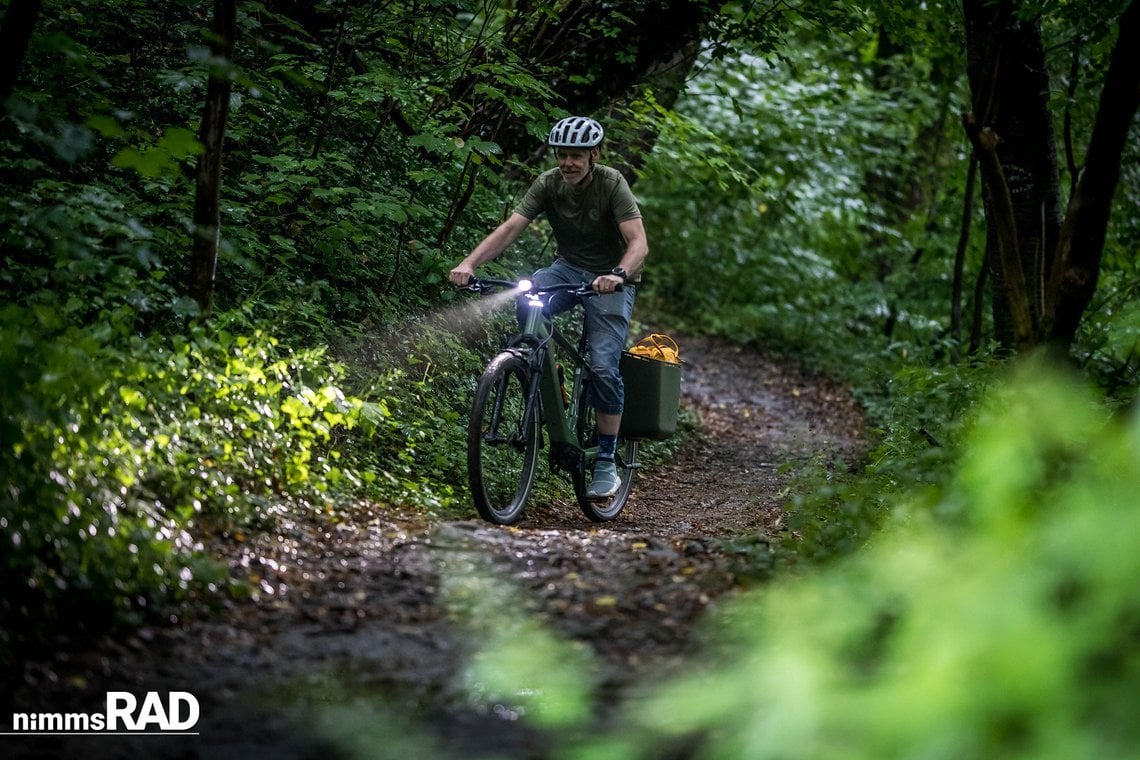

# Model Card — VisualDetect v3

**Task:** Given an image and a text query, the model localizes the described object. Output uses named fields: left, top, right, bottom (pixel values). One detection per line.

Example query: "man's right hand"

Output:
left=449, top=263, right=475, bottom=286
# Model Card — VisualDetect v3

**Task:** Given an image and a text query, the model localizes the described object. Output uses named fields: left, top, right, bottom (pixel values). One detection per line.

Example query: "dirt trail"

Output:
left=7, top=335, right=865, bottom=759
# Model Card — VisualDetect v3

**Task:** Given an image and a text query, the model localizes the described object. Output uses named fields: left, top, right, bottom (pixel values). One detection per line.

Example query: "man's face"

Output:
left=555, top=147, right=597, bottom=185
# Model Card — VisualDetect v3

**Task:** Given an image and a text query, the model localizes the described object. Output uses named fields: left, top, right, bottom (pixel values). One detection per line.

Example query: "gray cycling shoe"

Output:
left=586, top=460, right=621, bottom=499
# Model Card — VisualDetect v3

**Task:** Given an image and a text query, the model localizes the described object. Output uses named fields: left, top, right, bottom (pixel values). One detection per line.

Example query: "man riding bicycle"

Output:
left=449, top=115, right=649, bottom=499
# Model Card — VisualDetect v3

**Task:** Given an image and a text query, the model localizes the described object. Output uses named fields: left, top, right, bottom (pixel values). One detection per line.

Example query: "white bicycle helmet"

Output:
left=548, top=116, right=604, bottom=148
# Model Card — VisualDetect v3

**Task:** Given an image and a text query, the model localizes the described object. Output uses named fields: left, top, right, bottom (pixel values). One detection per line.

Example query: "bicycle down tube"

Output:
left=518, top=294, right=576, bottom=449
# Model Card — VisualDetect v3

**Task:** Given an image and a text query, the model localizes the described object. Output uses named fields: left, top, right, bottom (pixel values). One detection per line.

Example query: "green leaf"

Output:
left=86, top=114, right=125, bottom=139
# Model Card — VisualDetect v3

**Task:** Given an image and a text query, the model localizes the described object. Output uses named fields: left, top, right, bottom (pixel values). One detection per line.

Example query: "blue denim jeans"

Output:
left=525, top=258, right=635, bottom=416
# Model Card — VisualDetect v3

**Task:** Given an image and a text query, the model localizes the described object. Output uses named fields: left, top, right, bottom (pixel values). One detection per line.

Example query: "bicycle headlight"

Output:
left=516, top=279, right=533, bottom=293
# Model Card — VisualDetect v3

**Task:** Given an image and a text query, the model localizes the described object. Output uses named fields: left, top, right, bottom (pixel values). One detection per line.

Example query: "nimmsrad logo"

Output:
left=8, top=692, right=200, bottom=734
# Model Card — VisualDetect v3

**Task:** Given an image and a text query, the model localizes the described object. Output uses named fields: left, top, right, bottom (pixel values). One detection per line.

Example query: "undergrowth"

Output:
left=0, top=302, right=487, bottom=670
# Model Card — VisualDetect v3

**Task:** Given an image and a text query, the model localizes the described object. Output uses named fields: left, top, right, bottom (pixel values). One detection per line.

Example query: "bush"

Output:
left=0, top=313, right=383, bottom=667
left=622, top=361, right=1140, bottom=757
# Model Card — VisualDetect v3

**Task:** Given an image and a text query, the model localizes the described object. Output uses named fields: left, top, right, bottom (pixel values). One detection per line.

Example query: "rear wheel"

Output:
left=468, top=352, right=539, bottom=524
left=573, top=390, right=638, bottom=522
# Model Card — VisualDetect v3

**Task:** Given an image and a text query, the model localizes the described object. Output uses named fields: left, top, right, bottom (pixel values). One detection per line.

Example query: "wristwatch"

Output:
left=610, top=266, right=628, bottom=282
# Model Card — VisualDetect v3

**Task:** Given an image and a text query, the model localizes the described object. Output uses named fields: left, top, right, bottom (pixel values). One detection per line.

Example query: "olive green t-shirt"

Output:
left=514, top=165, right=642, bottom=274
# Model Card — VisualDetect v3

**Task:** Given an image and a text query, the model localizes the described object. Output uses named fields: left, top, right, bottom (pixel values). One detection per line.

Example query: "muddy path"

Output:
left=7, top=335, right=866, bottom=759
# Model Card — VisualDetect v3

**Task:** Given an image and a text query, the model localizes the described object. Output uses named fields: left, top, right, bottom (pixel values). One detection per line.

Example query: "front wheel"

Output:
left=468, top=351, right=540, bottom=525
left=573, top=393, right=638, bottom=522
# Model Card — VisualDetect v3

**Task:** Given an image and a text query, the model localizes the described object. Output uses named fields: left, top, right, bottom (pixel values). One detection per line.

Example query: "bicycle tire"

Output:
left=573, top=389, right=638, bottom=522
left=468, top=351, right=540, bottom=525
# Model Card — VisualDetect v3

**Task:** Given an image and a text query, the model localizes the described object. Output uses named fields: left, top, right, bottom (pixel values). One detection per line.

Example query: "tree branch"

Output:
left=962, top=113, right=1035, bottom=350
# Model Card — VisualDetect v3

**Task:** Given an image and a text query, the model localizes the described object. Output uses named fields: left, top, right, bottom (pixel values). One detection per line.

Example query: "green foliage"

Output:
left=426, top=364, right=1140, bottom=759
left=636, top=21, right=970, bottom=374
left=637, top=0, right=1134, bottom=376
left=0, top=290, right=503, bottom=662
left=783, top=359, right=998, bottom=562
left=334, top=315, right=494, bottom=515
left=1077, top=230, right=1140, bottom=406
left=0, top=0, right=572, bottom=343
left=0, top=314, right=361, bottom=657
left=621, top=364, right=1140, bottom=758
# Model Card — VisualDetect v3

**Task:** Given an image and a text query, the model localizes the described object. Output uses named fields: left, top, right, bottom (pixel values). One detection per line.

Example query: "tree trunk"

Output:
left=0, top=0, right=43, bottom=105
left=962, top=0, right=1064, bottom=352
left=189, top=0, right=237, bottom=317
left=1044, top=0, right=1140, bottom=349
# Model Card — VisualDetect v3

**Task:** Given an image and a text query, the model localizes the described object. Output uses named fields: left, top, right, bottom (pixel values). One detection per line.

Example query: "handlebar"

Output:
left=460, top=276, right=621, bottom=298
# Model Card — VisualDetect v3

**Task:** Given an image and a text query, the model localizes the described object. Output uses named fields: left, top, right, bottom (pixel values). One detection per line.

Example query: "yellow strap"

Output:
left=628, top=333, right=680, bottom=363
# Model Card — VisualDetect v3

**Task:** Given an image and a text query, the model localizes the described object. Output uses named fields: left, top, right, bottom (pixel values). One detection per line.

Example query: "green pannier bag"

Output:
left=619, top=334, right=682, bottom=440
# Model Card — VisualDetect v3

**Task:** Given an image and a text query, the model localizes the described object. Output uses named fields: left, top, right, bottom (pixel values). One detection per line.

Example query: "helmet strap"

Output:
left=578, top=154, right=597, bottom=186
